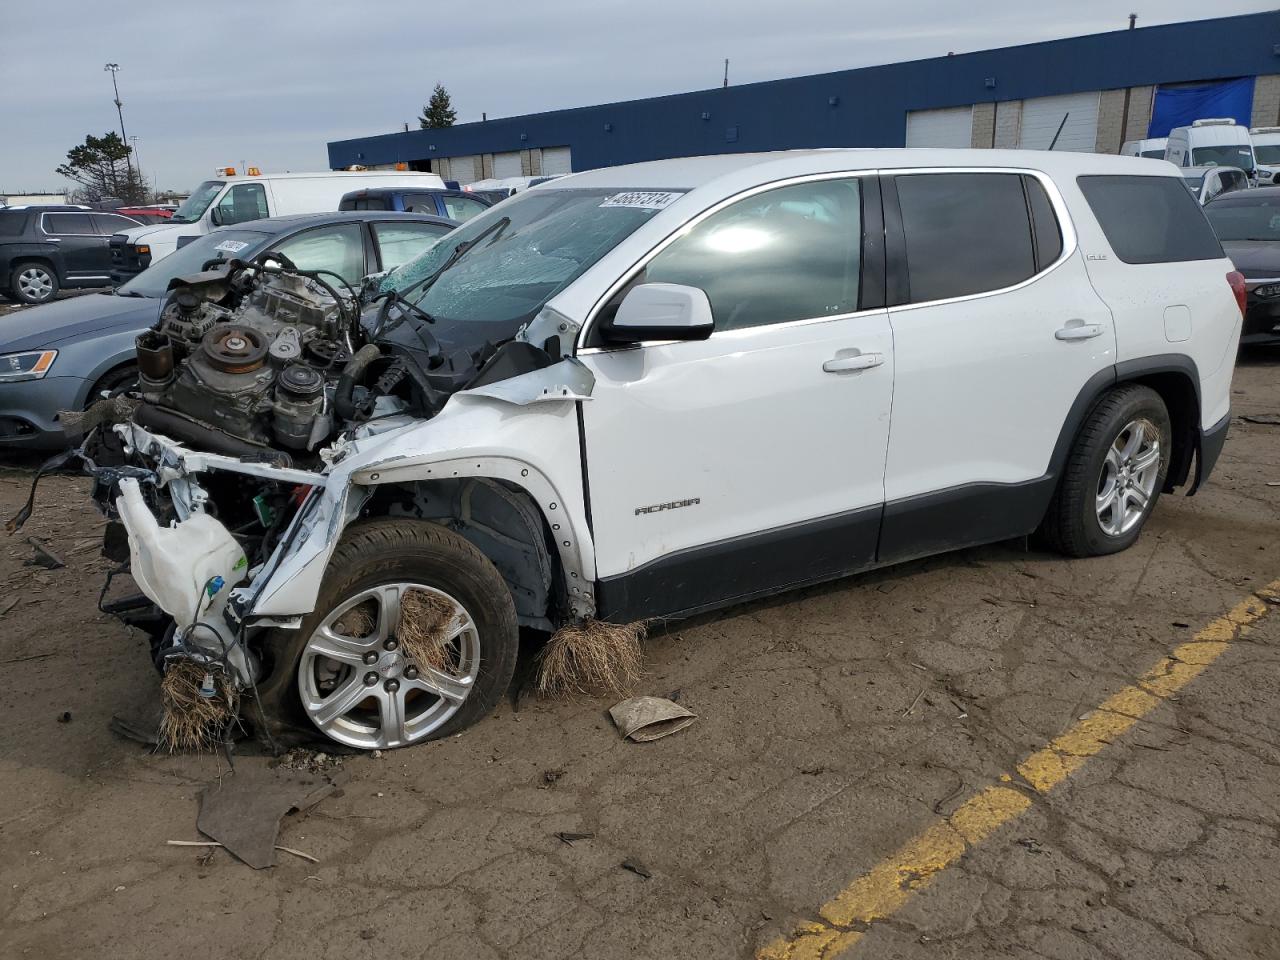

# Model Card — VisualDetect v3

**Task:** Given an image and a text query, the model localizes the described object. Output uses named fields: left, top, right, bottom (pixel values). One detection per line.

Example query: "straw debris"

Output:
left=158, top=660, right=239, bottom=753
left=536, top=620, right=646, bottom=697
left=337, top=591, right=456, bottom=671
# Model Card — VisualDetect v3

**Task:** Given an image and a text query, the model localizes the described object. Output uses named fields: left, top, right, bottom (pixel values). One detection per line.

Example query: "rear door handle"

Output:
left=823, top=352, right=885, bottom=373
left=1055, top=321, right=1103, bottom=341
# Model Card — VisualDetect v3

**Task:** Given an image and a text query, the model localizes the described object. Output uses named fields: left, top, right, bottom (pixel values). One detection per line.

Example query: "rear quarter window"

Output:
left=1077, top=175, right=1223, bottom=264
left=0, top=212, right=27, bottom=236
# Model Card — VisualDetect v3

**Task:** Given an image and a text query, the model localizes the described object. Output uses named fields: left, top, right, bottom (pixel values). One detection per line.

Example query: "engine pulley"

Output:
left=202, top=325, right=269, bottom=373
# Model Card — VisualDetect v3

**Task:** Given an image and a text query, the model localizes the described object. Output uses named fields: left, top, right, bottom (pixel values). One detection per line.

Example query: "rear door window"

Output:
left=894, top=173, right=1037, bottom=303
left=43, top=213, right=95, bottom=235
left=1077, top=175, right=1223, bottom=264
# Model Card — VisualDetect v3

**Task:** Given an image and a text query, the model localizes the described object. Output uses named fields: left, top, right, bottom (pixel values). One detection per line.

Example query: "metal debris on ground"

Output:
left=536, top=619, right=646, bottom=697
left=555, top=831, right=593, bottom=846
left=196, top=767, right=338, bottom=869
left=24, top=538, right=64, bottom=570
left=621, top=857, right=653, bottom=878
left=608, top=696, right=697, bottom=742
left=276, top=748, right=344, bottom=775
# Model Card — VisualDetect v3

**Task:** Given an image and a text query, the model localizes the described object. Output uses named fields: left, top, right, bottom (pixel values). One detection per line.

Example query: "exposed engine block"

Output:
left=136, top=270, right=354, bottom=454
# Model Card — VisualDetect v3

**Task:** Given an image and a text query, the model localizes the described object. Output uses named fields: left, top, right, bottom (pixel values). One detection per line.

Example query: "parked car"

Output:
left=1165, top=119, right=1257, bottom=178
left=461, top=175, right=565, bottom=200
left=0, top=208, right=141, bottom=305
left=1249, top=126, right=1280, bottom=184
left=338, top=187, right=491, bottom=222
left=1204, top=185, right=1280, bottom=345
left=114, top=206, right=175, bottom=224
left=1120, top=137, right=1168, bottom=159
left=0, top=211, right=456, bottom=448
left=1181, top=165, right=1250, bottom=204
left=110, top=170, right=448, bottom=281
left=76, top=149, right=1243, bottom=751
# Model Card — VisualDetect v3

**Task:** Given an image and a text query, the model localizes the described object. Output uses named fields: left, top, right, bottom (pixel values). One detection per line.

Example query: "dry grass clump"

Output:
left=335, top=592, right=455, bottom=671
left=397, top=590, right=457, bottom=672
left=158, top=660, right=239, bottom=753
left=536, top=620, right=646, bottom=698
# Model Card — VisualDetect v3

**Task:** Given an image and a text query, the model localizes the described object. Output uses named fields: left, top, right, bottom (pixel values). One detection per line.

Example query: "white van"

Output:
left=1120, top=137, right=1167, bottom=159
left=110, top=170, right=445, bottom=279
left=1249, top=127, right=1280, bottom=183
left=1164, top=119, right=1256, bottom=176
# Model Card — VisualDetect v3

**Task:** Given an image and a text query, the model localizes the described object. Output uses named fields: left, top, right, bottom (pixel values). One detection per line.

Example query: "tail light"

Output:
left=1227, top=271, right=1247, bottom=316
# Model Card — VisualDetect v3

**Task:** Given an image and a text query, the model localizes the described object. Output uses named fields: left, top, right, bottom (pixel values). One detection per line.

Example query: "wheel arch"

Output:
left=1048, top=355, right=1201, bottom=497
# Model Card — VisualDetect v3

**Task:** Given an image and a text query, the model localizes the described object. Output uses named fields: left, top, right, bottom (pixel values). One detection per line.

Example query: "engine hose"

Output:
left=134, top=404, right=292, bottom=467
left=334, top=343, right=382, bottom=421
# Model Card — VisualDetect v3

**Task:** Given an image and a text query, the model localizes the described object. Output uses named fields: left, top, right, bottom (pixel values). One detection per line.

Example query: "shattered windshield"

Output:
left=171, top=180, right=225, bottom=224
left=381, top=187, right=685, bottom=326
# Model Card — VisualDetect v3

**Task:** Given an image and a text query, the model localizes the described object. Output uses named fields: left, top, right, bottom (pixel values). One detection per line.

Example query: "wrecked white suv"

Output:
left=39, top=149, right=1243, bottom=751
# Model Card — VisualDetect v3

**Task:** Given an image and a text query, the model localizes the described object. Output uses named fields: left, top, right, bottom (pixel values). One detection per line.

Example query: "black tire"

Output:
left=1040, top=384, right=1171, bottom=558
left=10, top=261, right=59, bottom=305
left=86, top=364, right=138, bottom=406
left=252, top=518, right=519, bottom=750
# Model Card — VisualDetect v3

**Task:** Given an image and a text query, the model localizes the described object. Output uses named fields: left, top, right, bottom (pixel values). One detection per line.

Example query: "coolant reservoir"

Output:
left=116, top=477, right=247, bottom=627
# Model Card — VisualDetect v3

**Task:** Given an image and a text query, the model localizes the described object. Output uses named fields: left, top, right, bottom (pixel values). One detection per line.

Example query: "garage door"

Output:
left=493, top=151, right=523, bottom=179
left=445, top=155, right=480, bottom=186
left=905, top=107, right=973, bottom=148
left=540, top=146, right=572, bottom=176
left=1018, top=93, right=1100, bottom=152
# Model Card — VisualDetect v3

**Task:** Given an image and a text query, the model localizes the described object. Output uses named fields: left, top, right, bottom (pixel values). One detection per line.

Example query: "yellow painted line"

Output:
left=759, top=581, right=1280, bottom=960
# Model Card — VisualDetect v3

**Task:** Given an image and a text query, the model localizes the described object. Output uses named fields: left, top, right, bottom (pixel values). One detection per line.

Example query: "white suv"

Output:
left=78, top=149, right=1245, bottom=750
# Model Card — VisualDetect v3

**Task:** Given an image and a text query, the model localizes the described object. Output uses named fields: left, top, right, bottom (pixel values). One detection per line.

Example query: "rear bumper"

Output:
left=1192, top=411, right=1230, bottom=494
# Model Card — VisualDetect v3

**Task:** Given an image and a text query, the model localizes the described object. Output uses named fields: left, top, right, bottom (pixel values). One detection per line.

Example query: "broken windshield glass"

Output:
left=380, top=187, right=685, bottom=329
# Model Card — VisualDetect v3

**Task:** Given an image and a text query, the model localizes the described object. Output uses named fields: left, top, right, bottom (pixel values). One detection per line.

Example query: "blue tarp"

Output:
left=1148, top=77, right=1254, bottom=138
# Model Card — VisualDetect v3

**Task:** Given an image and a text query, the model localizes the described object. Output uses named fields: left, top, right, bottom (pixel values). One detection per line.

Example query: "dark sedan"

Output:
left=0, top=210, right=457, bottom=448
left=1205, top=186, right=1280, bottom=345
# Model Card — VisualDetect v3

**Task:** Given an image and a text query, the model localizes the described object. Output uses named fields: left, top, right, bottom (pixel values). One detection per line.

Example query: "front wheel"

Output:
left=254, top=519, right=519, bottom=750
left=1040, top=384, right=1171, bottom=557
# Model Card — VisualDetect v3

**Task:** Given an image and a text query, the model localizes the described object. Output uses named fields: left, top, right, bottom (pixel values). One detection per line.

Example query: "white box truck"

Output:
left=110, top=169, right=445, bottom=279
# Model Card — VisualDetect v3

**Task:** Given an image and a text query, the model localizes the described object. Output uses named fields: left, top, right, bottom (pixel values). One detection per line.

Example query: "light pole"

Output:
left=103, top=63, right=134, bottom=188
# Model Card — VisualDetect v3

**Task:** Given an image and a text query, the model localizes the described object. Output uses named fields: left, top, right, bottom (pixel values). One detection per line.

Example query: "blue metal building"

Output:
left=328, top=11, right=1280, bottom=184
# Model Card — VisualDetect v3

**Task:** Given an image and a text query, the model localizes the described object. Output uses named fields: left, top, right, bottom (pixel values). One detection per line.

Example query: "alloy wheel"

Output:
left=17, top=267, right=54, bottom=302
left=1096, top=418, right=1161, bottom=537
left=297, top=582, right=480, bottom=749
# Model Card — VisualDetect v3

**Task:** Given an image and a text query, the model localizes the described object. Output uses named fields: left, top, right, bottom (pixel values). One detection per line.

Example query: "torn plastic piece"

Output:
left=459, top=358, right=595, bottom=406
left=197, top=767, right=336, bottom=869
left=608, top=696, right=697, bottom=742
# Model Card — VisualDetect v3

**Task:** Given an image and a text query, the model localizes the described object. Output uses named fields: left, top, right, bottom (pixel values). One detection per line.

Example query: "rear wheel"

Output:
left=11, top=262, right=58, bottom=305
left=1041, top=385, right=1171, bottom=557
left=253, top=519, right=518, bottom=750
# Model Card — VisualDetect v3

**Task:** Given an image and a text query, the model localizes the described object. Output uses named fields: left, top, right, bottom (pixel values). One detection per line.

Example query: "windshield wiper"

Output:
left=401, top=216, right=511, bottom=303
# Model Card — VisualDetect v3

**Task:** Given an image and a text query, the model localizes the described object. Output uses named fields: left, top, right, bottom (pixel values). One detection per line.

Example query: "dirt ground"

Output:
left=1, top=355, right=1279, bottom=960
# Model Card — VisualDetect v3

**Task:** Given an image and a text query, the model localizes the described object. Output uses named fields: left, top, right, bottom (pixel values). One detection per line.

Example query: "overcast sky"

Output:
left=0, top=1, right=1273, bottom=194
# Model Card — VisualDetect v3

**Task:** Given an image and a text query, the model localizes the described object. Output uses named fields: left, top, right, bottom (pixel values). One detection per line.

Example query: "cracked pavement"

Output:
left=1, top=357, right=1278, bottom=960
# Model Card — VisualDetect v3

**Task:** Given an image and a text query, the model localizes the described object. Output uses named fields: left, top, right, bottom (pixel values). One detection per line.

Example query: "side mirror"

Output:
left=209, top=206, right=224, bottom=226
left=604, top=283, right=714, bottom=344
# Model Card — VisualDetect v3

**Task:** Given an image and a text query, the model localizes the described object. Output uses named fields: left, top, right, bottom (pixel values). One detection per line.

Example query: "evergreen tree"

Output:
left=419, top=84, right=458, bottom=129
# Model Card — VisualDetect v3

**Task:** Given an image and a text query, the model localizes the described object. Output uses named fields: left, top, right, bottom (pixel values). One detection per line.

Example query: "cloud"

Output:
left=0, top=0, right=1272, bottom=192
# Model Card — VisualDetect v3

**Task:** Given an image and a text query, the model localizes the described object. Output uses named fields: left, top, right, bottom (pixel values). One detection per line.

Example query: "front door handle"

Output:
left=1055, top=321, right=1103, bottom=341
left=823, top=351, right=885, bottom=373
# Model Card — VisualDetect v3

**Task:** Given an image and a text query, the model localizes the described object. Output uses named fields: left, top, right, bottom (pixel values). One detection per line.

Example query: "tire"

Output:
left=86, top=364, right=139, bottom=406
left=1040, top=384, right=1171, bottom=558
left=10, top=261, right=59, bottom=305
left=252, top=519, right=518, bottom=751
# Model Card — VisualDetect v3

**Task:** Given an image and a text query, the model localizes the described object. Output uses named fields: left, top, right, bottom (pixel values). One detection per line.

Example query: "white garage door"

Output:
left=905, top=107, right=973, bottom=148
left=540, top=146, right=573, bottom=175
left=445, top=155, right=479, bottom=186
left=1018, top=92, right=1100, bottom=152
left=493, top=151, right=523, bottom=179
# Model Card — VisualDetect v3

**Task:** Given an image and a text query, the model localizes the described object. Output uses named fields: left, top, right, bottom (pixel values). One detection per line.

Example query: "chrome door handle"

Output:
left=1055, top=322, right=1103, bottom=341
left=44, top=237, right=61, bottom=242
left=823, top=352, right=885, bottom=373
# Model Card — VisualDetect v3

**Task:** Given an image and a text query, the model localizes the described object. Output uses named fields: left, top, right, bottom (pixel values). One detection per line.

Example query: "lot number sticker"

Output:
left=214, top=239, right=250, bottom=254
left=600, top=191, right=682, bottom=210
